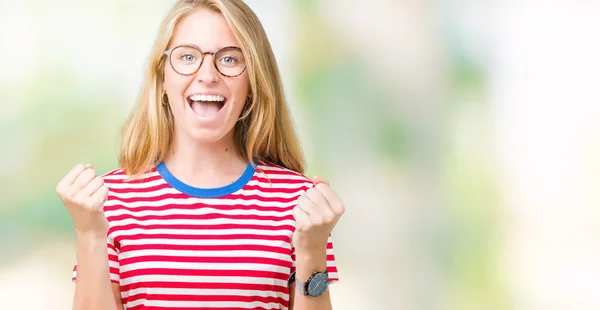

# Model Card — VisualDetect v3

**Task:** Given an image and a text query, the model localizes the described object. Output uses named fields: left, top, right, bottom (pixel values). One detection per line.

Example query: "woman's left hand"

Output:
left=292, top=176, right=345, bottom=255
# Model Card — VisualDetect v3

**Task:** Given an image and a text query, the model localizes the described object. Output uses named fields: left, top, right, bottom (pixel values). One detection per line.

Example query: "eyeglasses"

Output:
left=163, top=45, right=246, bottom=77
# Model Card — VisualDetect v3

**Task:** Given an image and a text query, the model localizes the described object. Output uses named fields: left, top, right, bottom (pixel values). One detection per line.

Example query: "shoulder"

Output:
left=254, top=161, right=314, bottom=191
left=256, top=161, right=310, bottom=179
left=99, top=168, right=128, bottom=186
left=100, top=168, right=126, bottom=179
left=99, top=167, right=161, bottom=191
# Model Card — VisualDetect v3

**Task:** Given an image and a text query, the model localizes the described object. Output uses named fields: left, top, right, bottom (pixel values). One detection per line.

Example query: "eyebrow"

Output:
left=172, top=43, right=241, bottom=51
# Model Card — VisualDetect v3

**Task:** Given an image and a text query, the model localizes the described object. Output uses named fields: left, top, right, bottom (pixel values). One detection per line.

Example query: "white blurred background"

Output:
left=1, top=0, right=599, bottom=309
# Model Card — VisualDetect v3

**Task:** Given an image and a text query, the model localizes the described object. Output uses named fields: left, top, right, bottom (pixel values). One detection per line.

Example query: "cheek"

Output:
left=227, top=76, right=250, bottom=105
left=234, top=88, right=250, bottom=114
left=163, top=69, right=188, bottom=94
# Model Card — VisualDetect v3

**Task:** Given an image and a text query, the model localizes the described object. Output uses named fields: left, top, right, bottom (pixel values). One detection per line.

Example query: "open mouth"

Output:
left=187, top=94, right=227, bottom=118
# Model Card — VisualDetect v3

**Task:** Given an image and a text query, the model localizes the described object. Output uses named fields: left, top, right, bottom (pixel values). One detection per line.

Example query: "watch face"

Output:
left=307, top=273, right=329, bottom=296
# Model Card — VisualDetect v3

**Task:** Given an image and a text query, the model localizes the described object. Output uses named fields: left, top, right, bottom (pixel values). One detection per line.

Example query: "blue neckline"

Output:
left=156, top=161, right=256, bottom=198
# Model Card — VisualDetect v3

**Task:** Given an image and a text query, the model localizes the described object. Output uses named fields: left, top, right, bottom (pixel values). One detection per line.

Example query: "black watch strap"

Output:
left=287, top=271, right=296, bottom=287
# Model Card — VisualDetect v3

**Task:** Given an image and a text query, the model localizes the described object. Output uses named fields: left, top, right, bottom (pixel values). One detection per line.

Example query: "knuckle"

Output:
left=292, top=208, right=301, bottom=219
left=325, top=214, right=335, bottom=223
left=71, top=196, right=83, bottom=207
left=64, top=190, right=76, bottom=200
left=55, top=183, right=65, bottom=195
left=297, top=195, right=306, bottom=205
left=93, top=199, right=103, bottom=209
left=294, top=220, right=306, bottom=231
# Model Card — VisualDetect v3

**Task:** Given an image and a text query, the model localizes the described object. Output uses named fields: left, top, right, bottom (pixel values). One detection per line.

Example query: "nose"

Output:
left=195, top=53, right=219, bottom=84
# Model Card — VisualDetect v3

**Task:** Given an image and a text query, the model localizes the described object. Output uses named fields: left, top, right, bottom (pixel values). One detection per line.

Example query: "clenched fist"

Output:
left=56, top=163, right=109, bottom=238
left=292, top=176, right=345, bottom=254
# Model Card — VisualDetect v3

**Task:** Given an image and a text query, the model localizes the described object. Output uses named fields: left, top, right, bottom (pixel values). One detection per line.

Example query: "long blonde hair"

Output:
left=119, top=0, right=304, bottom=177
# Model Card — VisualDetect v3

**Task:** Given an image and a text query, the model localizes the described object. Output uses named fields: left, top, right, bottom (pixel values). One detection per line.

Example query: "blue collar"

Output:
left=156, top=161, right=256, bottom=198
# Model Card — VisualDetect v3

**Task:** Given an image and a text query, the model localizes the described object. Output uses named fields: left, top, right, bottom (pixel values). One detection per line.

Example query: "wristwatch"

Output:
left=287, top=270, right=329, bottom=297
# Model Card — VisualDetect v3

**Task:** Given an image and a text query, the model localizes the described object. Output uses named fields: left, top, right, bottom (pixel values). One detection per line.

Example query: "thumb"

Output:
left=311, top=176, right=329, bottom=186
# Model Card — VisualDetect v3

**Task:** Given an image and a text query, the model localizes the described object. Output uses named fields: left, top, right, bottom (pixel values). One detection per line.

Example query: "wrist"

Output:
left=294, top=249, right=327, bottom=281
left=76, top=229, right=107, bottom=244
left=294, top=242, right=327, bottom=257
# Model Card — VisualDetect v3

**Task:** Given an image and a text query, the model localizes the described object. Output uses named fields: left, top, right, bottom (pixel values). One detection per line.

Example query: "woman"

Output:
left=55, top=0, right=344, bottom=309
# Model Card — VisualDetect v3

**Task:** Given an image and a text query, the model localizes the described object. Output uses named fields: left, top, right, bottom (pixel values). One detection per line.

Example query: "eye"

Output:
left=220, top=56, right=237, bottom=65
left=180, top=54, right=197, bottom=62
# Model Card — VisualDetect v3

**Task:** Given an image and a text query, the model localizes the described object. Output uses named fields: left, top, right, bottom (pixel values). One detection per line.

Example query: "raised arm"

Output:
left=56, top=163, right=121, bottom=310
left=291, top=177, right=345, bottom=310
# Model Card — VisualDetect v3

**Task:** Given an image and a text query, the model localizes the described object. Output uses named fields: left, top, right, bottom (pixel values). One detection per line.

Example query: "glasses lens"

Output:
left=215, top=47, right=246, bottom=77
left=170, top=46, right=202, bottom=75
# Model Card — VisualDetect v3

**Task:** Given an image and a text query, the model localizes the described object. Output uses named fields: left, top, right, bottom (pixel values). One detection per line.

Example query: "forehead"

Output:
left=171, top=8, right=239, bottom=50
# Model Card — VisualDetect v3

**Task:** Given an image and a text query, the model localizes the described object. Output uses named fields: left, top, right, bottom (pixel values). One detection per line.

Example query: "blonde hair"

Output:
left=118, top=0, right=304, bottom=177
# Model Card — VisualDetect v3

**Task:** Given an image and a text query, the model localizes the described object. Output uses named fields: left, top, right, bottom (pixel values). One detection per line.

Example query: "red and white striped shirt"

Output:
left=72, top=161, right=339, bottom=310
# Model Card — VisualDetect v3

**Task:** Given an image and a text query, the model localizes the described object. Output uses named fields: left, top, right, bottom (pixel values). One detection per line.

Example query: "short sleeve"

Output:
left=290, top=235, right=339, bottom=283
left=71, top=236, right=120, bottom=283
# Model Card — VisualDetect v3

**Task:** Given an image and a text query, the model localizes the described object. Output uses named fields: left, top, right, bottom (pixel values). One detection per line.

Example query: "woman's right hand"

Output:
left=56, top=163, right=109, bottom=239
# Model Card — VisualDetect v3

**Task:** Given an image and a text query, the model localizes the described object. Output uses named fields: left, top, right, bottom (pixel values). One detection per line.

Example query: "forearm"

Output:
left=73, top=234, right=117, bottom=310
left=292, top=250, right=333, bottom=310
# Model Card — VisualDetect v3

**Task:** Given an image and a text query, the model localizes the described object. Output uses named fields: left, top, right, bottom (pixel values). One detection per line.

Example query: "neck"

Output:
left=162, top=131, right=249, bottom=188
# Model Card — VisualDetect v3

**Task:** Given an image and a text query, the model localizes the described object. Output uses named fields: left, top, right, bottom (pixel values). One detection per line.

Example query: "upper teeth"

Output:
left=189, top=94, right=225, bottom=102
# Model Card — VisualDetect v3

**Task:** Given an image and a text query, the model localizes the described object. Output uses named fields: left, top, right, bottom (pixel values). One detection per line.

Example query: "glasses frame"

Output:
left=163, top=44, right=247, bottom=78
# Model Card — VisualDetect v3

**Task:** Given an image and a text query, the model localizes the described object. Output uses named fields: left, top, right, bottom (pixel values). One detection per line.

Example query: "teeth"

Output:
left=189, top=94, right=225, bottom=102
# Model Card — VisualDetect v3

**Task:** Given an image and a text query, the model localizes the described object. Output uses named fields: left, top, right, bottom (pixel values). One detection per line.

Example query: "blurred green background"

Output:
left=1, top=1, right=599, bottom=309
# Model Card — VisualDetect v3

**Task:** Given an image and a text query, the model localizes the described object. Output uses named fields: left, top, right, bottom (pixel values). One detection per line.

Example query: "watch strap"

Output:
left=287, top=270, right=329, bottom=296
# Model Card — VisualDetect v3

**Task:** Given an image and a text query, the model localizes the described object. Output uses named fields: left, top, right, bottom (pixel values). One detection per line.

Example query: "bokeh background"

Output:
left=1, top=0, right=599, bottom=309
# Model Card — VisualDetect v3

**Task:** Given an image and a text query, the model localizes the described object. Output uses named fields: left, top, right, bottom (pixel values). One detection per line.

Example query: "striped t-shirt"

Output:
left=72, top=161, right=339, bottom=310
